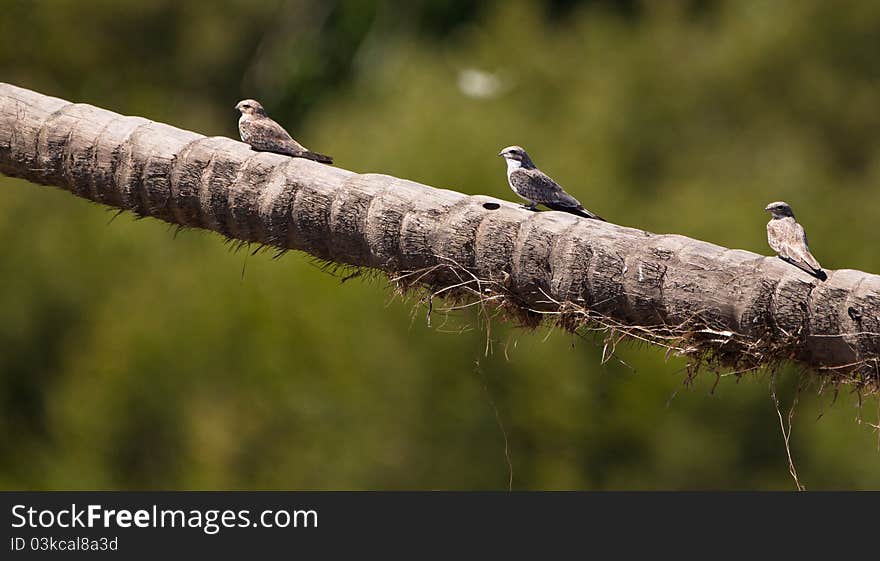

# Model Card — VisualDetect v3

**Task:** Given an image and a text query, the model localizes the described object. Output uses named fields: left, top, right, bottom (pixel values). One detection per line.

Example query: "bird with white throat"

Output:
left=498, top=145, right=604, bottom=220
left=765, top=201, right=826, bottom=281
left=235, top=99, right=333, bottom=164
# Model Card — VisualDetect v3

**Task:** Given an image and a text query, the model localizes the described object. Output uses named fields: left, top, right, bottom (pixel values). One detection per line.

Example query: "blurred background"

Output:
left=1, top=0, right=880, bottom=490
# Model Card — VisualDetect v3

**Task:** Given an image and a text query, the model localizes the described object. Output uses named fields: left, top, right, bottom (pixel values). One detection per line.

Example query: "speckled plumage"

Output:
left=765, top=201, right=826, bottom=281
left=499, top=146, right=603, bottom=220
left=236, top=99, right=332, bottom=164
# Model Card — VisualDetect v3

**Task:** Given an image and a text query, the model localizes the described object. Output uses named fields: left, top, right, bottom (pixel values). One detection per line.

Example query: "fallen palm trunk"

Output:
left=1, top=82, right=878, bottom=389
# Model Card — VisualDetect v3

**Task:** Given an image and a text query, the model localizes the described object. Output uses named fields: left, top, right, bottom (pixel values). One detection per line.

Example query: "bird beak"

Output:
left=763, top=204, right=772, bottom=211
left=498, top=151, right=505, bottom=157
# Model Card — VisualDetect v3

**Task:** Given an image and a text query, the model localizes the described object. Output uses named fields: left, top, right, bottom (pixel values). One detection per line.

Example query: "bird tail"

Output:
left=782, top=257, right=827, bottom=281
left=301, top=151, right=333, bottom=164
left=797, top=255, right=827, bottom=281
left=545, top=203, right=605, bottom=221
left=577, top=207, right=606, bottom=221
left=802, top=265, right=828, bottom=282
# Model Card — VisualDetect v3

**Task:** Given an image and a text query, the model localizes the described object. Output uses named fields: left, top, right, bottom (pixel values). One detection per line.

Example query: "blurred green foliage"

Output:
left=1, top=0, right=879, bottom=489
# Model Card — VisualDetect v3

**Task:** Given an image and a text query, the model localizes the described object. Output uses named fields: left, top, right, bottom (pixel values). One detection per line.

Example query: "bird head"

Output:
left=498, top=146, right=534, bottom=168
left=765, top=201, right=795, bottom=219
left=235, top=99, right=267, bottom=117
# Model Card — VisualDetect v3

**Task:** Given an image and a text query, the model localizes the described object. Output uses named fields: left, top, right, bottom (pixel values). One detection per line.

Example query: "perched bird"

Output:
left=235, top=99, right=333, bottom=164
left=765, top=201, right=827, bottom=281
left=498, top=146, right=604, bottom=220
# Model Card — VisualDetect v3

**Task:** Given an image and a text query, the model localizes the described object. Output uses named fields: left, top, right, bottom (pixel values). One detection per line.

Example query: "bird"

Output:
left=765, top=201, right=827, bottom=281
left=498, top=146, right=604, bottom=220
left=235, top=99, right=333, bottom=164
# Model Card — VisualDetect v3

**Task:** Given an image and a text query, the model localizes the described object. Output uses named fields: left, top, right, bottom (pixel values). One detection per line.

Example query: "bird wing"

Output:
left=769, top=219, right=822, bottom=273
left=239, top=117, right=306, bottom=156
left=508, top=168, right=549, bottom=202
left=511, top=168, right=581, bottom=206
left=790, top=222, right=822, bottom=271
left=520, top=169, right=565, bottom=202
left=515, top=169, right=604, bottom=220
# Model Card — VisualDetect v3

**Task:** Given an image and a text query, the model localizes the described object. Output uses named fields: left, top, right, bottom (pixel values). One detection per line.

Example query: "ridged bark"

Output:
left=1, top=82, right=878, bottom=387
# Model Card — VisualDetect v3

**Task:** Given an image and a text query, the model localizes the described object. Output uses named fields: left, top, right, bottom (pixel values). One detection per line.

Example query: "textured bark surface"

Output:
left=1, top=82, right=878, bottom=387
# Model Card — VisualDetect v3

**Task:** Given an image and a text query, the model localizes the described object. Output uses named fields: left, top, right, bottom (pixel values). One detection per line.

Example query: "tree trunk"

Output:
left=1, top=82, right=878, bottom=388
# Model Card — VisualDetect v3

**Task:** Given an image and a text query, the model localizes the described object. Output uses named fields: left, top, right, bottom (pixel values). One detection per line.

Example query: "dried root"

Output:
left=385, top=257, right=880, bottom=395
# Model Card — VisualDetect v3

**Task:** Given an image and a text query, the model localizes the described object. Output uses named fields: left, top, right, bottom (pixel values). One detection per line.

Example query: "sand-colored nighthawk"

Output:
left=498, top=146, right=604, bottom=220
left=765, top=201, right=826, bottom=281
left=236, top=99, right=333, bottom=164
